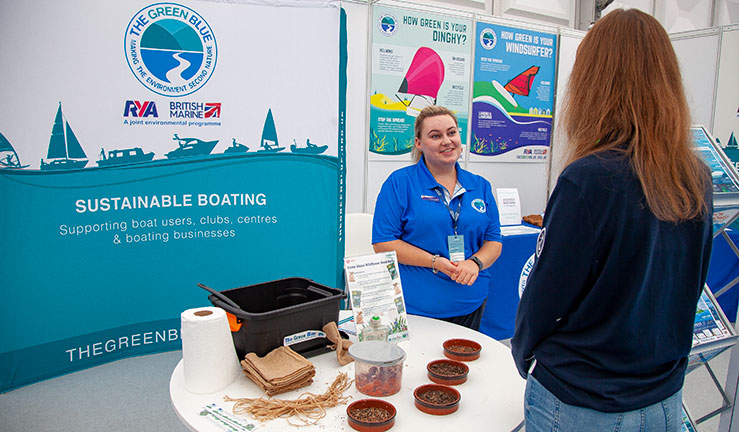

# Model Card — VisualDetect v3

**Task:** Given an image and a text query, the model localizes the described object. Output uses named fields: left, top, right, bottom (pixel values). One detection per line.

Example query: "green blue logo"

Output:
left=378, top=14, right=397, bottom=36
left=125, top=3, right=217, bottom=97
left=480, top=28, right=497, bottom=50
left=471, top=198, right=486, bottom=213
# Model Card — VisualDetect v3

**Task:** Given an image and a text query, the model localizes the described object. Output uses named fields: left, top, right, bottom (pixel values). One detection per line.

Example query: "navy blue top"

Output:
left=372, top=158, right=502, bottom=318
left=511, top=150, right=713, bottom=412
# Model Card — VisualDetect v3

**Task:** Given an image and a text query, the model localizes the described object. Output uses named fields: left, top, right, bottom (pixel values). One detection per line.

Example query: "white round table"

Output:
left=170, top=314, right=525, bottom=431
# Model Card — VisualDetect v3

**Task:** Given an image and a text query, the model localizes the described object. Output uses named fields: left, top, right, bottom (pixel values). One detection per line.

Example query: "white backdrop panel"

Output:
left=343, top=1, right=370, bottom=214
left=547, top=29, right=583, bottom=196
left=671, top=29, right=720, bottom=133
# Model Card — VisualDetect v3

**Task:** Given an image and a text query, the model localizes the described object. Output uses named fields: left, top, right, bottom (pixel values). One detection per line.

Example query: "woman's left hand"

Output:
left=451, top=259, right=479, bottom=286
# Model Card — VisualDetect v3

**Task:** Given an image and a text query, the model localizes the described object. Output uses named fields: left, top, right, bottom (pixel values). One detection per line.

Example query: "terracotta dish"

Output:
left=346, top=399, right=396, bottom=432
left=443, top=338, right=482, bottom=361
left=426, top=358, right=469, bottom=385
left=413, top=383, right=461, bottom=415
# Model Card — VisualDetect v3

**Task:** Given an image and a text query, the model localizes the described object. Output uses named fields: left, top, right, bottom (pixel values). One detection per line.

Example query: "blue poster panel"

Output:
left=0, top=0, right=345, bottom=391
left=471, top=22, right=557, bottom=162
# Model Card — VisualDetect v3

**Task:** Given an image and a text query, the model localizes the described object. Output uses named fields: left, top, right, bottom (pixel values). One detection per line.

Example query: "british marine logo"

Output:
left=168, top=101, right=222, bottom=118
left=479, top=28, right=497, bottom=50
left=204, top=103, right=221, bottom=118
left=124, top=3, right=217, bottom=97
left=378, top=14, right=398, bottom=36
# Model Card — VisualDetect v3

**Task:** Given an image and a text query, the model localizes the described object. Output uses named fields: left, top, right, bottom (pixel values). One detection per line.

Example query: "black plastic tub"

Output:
left=207, top=277, right=346, bottom=358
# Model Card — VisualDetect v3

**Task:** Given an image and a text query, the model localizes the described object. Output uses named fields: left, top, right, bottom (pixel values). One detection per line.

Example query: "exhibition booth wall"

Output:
left=342, top=1, right=739, bottom=215
left=1, top=0, right=737, bottom=393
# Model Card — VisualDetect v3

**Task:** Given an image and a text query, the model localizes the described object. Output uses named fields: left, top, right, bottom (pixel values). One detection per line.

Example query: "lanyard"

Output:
left=434, top=187, right=462, bottom=235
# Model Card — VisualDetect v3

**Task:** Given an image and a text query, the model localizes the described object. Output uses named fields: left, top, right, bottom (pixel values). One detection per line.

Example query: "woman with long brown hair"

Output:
left=511, top=9, right=713, bottom=431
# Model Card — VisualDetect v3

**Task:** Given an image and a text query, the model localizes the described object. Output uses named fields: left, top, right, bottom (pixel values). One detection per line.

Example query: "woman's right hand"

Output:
left=434, top=256, right=458, bottom=277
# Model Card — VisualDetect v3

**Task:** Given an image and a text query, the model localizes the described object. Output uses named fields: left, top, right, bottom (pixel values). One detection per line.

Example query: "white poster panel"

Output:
left=548, top=29, right=584, bottom=193
left=671, top=29, right=720, bottom=133
left=368, top=3, right=473, bottom=161
left=712, top=27, right=739, bottom=172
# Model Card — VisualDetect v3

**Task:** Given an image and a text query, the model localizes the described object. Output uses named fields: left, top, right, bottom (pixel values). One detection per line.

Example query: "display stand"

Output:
left=682, top=402, right=700, bottom=431
left=688, top=287, right=738, bottom=423
left=687, top=126, right=739, bottom=424
left=692, top=126, right=739, bottom=306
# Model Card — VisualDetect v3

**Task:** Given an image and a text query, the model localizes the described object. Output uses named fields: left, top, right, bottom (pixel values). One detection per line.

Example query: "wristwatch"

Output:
left=470, top=256, right=483, bottom=271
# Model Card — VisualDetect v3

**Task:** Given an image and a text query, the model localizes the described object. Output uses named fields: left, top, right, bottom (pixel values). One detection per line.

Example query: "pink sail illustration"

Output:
left=396, top=47, right=445, bottom=117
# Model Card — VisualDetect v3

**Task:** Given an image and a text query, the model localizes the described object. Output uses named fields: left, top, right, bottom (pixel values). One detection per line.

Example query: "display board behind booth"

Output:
left=470, top=19, right=557, bottom=163
left=368, top=4, right=473, bottom=160
left=0, top=0, right=346, bottom=392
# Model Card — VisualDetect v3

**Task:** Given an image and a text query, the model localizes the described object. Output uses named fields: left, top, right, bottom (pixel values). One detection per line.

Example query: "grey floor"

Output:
left=0, top=345, right=734, bottom=432
left=684, top=348, right=734, bottom=431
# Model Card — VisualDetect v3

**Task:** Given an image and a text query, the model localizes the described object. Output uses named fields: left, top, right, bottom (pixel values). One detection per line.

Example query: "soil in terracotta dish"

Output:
left=447, top=345, right=477, bottom=353
left=429, top=362, right=466, bottom=376
left=418, top=390, right=458, bottom=405
left=350, top=406, right=392, bottom=422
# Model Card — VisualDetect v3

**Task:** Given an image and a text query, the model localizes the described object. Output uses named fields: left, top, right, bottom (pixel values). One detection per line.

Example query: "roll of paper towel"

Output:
left=181, top=307, right=242, bottom=394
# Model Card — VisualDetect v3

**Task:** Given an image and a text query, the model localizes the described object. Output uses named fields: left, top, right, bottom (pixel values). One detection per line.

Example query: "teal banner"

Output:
left=0, top=154, right=343, bottom=391
left=0, top=0, right=345, bottom=392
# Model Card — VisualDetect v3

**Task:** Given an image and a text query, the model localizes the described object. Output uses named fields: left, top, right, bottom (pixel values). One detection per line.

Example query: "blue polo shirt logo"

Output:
left=471, top=199, right=486, bottom=213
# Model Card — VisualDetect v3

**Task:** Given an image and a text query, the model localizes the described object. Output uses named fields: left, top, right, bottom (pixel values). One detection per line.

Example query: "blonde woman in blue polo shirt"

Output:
left=372, top=106, right=503, bottom=330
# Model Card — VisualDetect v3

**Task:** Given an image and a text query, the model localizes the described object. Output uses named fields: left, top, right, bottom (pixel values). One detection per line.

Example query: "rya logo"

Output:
left=124, top=100, right=159, bottom=117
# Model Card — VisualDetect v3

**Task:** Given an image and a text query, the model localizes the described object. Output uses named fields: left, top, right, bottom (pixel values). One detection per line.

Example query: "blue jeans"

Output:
left=524, top=375, right=682, bottom=432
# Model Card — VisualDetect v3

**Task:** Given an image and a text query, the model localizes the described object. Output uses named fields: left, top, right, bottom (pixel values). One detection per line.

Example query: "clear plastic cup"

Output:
left=348, top=341, right=406, bottom=396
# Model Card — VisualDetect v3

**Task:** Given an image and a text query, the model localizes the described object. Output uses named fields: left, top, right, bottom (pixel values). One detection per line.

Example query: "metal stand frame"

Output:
left=696, top=358, right=734, bottom=423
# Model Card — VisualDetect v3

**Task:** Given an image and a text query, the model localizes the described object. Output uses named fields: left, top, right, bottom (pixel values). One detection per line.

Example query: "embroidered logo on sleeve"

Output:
left=518, top=253, right=535, bottom=298
left=471, top=198, right=486, bottom=213
left=536, top=227, right=546, bottom=257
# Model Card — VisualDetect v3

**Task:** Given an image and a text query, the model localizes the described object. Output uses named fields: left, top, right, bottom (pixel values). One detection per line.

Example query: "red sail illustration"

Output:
left=504, top=66, right=539, bottom=97
left=398, top=47, right=445, bottom=99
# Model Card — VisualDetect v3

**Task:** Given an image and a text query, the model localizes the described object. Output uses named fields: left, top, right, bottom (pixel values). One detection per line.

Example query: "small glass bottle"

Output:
left=360, top=316, right=389, bottom=342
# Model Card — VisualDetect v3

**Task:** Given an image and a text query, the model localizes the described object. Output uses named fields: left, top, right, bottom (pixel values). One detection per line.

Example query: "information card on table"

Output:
left=497, top=188, right=522, bottom=226
left=344, top=251, right=410, bottom=342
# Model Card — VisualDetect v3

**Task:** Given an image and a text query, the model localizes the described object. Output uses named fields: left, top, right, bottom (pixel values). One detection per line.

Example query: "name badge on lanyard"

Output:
left=448, top=235, right=465, bottom=262
left=435, top=188, right=465, bottom=262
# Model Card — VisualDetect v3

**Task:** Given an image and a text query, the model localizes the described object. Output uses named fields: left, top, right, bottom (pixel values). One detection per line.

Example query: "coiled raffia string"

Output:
left=224, top=372, right=353, bottom=426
